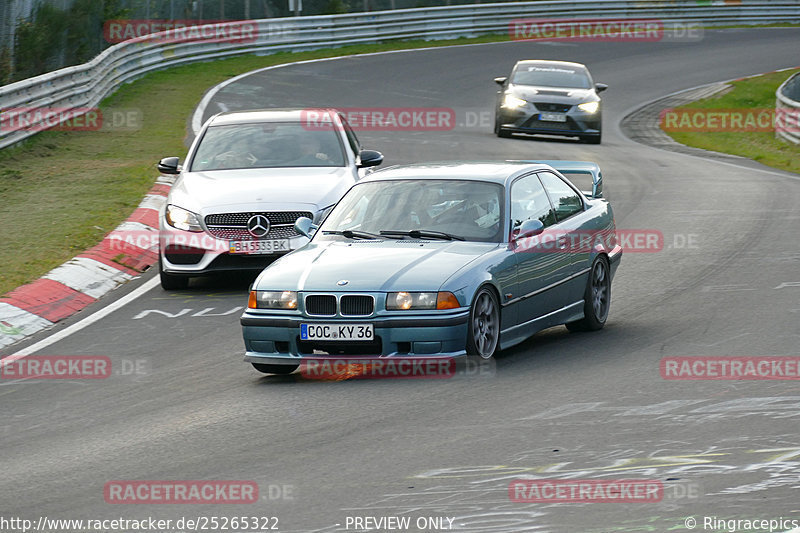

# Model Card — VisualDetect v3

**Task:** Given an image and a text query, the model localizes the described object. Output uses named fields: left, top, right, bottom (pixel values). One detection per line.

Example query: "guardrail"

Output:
left=776, top=71, right=800, bottom=144
left=2, top=0, right=800, bottom=150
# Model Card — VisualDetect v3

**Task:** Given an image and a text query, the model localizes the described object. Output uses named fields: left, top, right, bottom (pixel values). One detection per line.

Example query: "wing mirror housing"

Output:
left=357, top=149, right=383, bottom=168
left=511, top=219, right=544, bottom=245
left=294, top=216, right=318, bottom=239
left=157, top=156, right=181, bottom=175
left=595, top=83, right=608, bottom=93
left=494, top=77, right=508, bottom=86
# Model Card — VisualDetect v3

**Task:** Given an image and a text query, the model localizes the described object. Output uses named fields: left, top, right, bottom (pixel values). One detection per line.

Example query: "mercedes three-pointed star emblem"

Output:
left=246, top=214, right=271, bottom=238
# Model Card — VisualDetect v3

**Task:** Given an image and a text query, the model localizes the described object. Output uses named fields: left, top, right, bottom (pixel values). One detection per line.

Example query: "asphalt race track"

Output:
left=3, top=28, right=800, bottom=533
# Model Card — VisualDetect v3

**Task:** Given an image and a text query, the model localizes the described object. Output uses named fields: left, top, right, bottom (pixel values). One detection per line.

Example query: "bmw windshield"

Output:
left=319, top=179, right=504, bottom=243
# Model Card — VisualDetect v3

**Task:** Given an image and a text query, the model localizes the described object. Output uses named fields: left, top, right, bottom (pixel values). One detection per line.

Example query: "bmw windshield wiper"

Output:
left=322, top=229, right=382, bottom=240
left=379, top=229, right=465, bottom=241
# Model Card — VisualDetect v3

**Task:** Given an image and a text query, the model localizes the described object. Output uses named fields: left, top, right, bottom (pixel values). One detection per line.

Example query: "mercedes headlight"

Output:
left=165, top=204, right=203, bottom=232
left=577, top=101, right=600, bottom=114
left=502, top=94, right=527, bottom=109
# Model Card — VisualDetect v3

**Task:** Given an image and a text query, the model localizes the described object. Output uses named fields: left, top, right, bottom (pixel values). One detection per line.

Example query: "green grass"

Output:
left=663, top=68, right=800, bottom=174
left=0, top=34, right=509, bottom=296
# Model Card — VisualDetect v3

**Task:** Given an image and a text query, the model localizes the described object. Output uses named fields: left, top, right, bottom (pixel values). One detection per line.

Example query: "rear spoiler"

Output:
left=519, top=160, right=603, bottom=199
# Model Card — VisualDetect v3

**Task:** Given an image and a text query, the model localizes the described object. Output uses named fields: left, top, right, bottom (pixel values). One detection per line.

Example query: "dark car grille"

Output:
left=534, top=102, right=572, bottom=113
left=204, top=211, right=312, bottom=240
left=304, top=294, right=375, bottom=316
left=522, top=117, right=578, bottom=131
left=306, top=295, right=337, bottom=316
left=340, top=295, right=374, bottom=316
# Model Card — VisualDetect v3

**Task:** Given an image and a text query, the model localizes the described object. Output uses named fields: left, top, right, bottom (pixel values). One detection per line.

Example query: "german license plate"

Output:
left=539, top=113, right=567, bottom=122
left=229, top=239, right=289, bottom=255
left=300, top=323, right=374, bottom=341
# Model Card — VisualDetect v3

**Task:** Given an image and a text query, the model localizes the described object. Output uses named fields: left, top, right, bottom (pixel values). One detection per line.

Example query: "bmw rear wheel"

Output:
left=467, top=287, right=500, bottom=359
left=567, top=256, right=610, bottom=332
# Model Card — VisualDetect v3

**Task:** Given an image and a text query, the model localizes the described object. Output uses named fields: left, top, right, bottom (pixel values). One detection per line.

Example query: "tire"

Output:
left=466, top=287, right=500, bottom=359
left=159, top=257, right=189, bottom=290
left=582, top=132, right=601, bottom=144
left=495, top=115, right=512, bottom=138
left=252, top=363, right=299, bottom=375
left=566, top=256, right=611, bottom=332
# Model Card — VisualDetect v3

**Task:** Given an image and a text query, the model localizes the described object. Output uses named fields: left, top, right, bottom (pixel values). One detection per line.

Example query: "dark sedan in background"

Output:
left=494, top=60, right=607, bottom=143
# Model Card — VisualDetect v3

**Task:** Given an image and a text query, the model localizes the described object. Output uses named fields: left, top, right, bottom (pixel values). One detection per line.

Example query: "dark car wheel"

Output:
left=567, top=256, right=611, bottom=332
left=252, top=363, right=299, bottom=375
left=581, top=132, right=601, bottom=144
left=159, top=257, right=189, bottom=290
left=495, top=116, right=512, bottom=138
left=467, top=287, right=500, bottom=359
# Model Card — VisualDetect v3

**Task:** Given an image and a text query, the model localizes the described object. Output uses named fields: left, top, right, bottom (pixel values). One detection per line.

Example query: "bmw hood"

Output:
left=509, top=84, right=596, bottom=103
left=168, top=167, right=354, bottom=215
left=255, top=241, right=498, bottom=292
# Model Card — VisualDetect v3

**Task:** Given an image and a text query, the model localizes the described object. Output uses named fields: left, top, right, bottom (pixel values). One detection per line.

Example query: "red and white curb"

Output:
left=0, top=175, right=175, bottom=350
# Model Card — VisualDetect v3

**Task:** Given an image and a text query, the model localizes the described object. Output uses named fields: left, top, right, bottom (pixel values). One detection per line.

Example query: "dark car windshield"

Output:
left=190, top=121, right=346, bottom=171
left=512, top=64, right=591, bottom=89
left=320, top=179, right=504, bottom=243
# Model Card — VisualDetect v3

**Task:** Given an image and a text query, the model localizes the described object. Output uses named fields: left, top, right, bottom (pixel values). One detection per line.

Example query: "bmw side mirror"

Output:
left=157, top=156, right=181, bottom=175
left=512, top=219, right=544, bottom=245
left=595, top=83, right=608, bottom=93
left=494, top=77, right=508, bottom=86
left=294, top=217, right=318, bottom=239
left=357, top=149, right=383, bottom=168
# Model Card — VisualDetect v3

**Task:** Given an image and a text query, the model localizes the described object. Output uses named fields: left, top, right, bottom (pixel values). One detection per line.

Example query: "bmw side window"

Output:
left=538, top=171, right=584, bottom=221
left=510, top=174, right=557, bottom=229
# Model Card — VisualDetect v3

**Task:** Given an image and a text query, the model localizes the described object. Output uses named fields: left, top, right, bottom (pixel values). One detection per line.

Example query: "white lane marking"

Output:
left=5, top=276, right=160, bottom=359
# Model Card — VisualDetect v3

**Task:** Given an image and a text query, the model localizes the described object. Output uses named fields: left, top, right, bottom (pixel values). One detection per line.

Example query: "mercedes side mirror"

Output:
left=157, top=156, right=181, bottom=175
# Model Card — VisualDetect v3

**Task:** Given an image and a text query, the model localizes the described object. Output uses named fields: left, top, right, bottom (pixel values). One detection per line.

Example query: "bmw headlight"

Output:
left=502, top=94, right=527, bottom=109
left=165, top=204, right=203, bottom=232
left=387, top=291, right=460, bottom=310
left=248, top=290, right=298, bottom=310
left=577, top=101, right=600, bottom=114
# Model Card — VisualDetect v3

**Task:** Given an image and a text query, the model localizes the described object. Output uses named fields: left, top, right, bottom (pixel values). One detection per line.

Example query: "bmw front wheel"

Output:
left=467, top=287, right=500, bottom=359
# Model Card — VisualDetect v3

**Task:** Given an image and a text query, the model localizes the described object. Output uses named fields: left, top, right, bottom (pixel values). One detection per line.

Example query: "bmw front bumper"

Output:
left=241, top=310, right=470, bottom=365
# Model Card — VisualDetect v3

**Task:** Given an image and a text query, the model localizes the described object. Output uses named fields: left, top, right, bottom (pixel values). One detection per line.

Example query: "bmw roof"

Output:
left=208, top=108, right=340, bottom=126
left=362, top=161, right=558, bottom=186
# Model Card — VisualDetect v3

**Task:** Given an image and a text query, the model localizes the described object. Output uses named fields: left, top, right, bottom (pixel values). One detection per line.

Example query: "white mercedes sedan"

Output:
left=156, top=109, right=384, bottom=289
